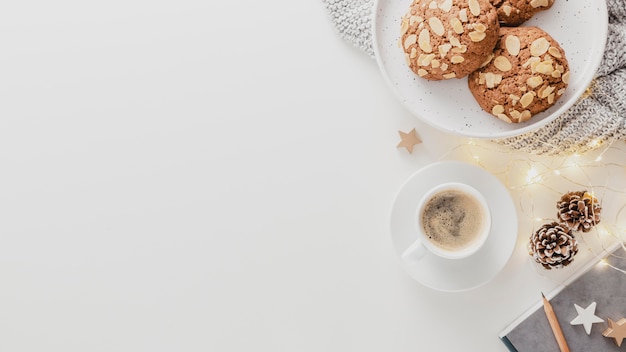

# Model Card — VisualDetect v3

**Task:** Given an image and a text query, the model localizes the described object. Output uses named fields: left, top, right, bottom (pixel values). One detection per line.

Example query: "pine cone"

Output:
left=529, top=222, right=579, bottom=270
left=557, top=191, right=601, bottom=232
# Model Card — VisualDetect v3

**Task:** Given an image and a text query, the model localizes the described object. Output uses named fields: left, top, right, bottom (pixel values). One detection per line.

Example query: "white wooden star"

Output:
left=570, top=302, right=604, bottom=335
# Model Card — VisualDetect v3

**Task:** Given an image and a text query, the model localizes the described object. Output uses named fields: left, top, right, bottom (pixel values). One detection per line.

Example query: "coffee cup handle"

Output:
left=401, top=239, right=428, bottom=265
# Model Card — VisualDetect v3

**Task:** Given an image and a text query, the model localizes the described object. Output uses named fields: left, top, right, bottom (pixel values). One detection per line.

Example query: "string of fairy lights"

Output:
left=438, top=136, right=626, bottom=275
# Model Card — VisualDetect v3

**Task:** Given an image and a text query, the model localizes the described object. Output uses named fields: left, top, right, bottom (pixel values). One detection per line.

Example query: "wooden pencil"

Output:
left=541, top=292, right=570, bottom=352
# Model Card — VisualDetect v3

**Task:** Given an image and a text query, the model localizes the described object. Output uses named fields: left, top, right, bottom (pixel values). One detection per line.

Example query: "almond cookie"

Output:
left=490, top=0, right=555, bottom=26
left=468, top=27, right=569, bottom=123
left=400, top=0, right=499, bottom=80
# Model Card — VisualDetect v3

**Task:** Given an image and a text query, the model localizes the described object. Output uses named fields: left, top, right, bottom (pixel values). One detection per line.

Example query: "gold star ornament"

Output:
left=397, top=128, right=422, bottom=154
left=603, top=317, right=626, bottom=347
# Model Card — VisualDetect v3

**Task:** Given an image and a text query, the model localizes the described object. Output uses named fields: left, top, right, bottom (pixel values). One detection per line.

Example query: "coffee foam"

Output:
left=421, top=190, right=484, bottom=251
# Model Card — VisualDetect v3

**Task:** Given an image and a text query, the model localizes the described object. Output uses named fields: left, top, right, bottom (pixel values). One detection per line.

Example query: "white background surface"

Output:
left=1, top=1, right=624, bottom=351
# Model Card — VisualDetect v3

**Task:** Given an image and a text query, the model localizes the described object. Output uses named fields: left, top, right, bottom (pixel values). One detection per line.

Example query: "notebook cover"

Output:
left=499, top=246, right=626, bottom=351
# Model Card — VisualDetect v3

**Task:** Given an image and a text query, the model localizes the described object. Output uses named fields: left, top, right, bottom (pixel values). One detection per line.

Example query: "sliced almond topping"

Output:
left=480, top=53, right=494, bottom=68
left=543, top=54, right=554, bottom=64
left=410, top=47, right=418, bottom=58
left=443, top=72, right=456, bottom=79
left=526, top=76, right=543, bottom=88
left=429, top=1, right=438, bottom=9
left=492, top=105, right=505, bottom=115
left=431, top=59, right=441, bottom=68
left=417, top=54, right=426, bottom=66
left=523, top=57, right=540, bottom=68
left=468, top=31, right=486, bottom=42
left=440, top=63, right=449, bottom=71
left=548, top=93, right=555, bottom=104
left=404, top=34, right=417, bottom=49
left=439, top=0, right=453, bottom=12
left=468, top=0, right=481, bottom=16
left=451, top=55, right=465, bottom=64
left=451, top=45, right=467, bottom=53
left=505, top=35, right=521, bottom=56
left=428, top=17, right=445, bottom=36
left=494, top=74, right=502, bottom=85
left=537, top=86, right=546, bottom=98
left=409, top=15, right=423, bottom=26
left=485, top=72, right=497, bottom=88
left=401, top=19, right=409, bottom=35
left=530, top=38, right=550, bottom=57
left=420, top=53, right=436, bottom=66
left=520, top=92, right=534, bottom=108
left=548, top=47, right=562, bottom=58
left=473, top=23, right=487, bottom=33
left=494, top=56, right=512, bottom=72
left=449, top=36, right=461, bottom=47
left=540, top=86, right=556, bottom=99
left=551, top=70, right=562, bottom=78
left=556, top=64, right=565, bottom=73
left=405, top=53, right=411, bottom=66
left=450, top=18, right=464, bottom=34
left=418, top=29, right=432, bottom=53
left=417, top=68, right=428, bottom=77
left=459, top=9, right=468, bottom=22
left=530, top=61, right=541, bottom=73
left=509, top=94, right=521, bottom=106
left=519, top=110, right=532, bottom=122
left=497, top=114, right=513, bottom=123
left=502, top=5, right=512, bottom=16
left=510, top=110, right=521, bottom=121
left=562, top=71, right=570, bottom=84
left=438, top=43, right=452, bottom=57
left=557, top=88, right=566, bottom=96
left=478, top=73, right=486, bottom=85
left=530, top=0, right=549, bottom=8
left=535, top=61, right=554, bottom=75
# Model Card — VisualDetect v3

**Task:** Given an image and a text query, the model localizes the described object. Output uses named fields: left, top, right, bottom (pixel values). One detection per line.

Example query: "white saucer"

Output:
left=390, top=161, right=518, bottom=292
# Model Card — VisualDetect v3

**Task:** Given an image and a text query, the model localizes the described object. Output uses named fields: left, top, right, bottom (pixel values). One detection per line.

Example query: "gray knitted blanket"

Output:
left=324, top=0, right=626, bottom=155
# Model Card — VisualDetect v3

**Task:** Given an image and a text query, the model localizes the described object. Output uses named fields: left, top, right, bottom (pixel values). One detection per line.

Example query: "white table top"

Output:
left=2, top=1, right=624, bottom=351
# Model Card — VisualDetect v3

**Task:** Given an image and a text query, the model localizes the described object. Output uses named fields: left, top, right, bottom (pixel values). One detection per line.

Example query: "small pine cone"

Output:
left=557, top=191, right=601, bottom=232
left=529, top=222, right=579, bottom=270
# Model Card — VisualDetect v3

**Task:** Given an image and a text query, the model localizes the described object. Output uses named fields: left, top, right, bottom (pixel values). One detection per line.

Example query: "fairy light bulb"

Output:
left=526, top=167, right=541, bottom=184
left=596, top=225, right=610, bottom=238
left=447, top=135, right=626, bottom=275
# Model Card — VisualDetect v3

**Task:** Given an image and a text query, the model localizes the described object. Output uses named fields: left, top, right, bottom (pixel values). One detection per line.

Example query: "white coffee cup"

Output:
left=401, top=182, right=491, bottom=263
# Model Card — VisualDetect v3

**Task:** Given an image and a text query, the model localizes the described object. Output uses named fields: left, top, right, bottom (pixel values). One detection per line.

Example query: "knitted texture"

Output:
left=323, top=0, right=376, bottom=57
left=325, top=0, right=626, bottom=155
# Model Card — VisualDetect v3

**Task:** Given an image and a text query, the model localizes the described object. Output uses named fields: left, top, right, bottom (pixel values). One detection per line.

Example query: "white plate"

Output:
left=390, top=161, right=517, bottom=292
left=373, top=0, right=608, bottom=138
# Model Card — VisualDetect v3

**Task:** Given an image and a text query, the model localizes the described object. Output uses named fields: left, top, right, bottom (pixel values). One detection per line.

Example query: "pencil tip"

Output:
left=541, top=291, right=546, bottom=298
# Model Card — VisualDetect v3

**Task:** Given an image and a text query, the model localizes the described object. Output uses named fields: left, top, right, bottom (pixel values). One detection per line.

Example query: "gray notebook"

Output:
left=500, top=246, right=626, bottom=351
